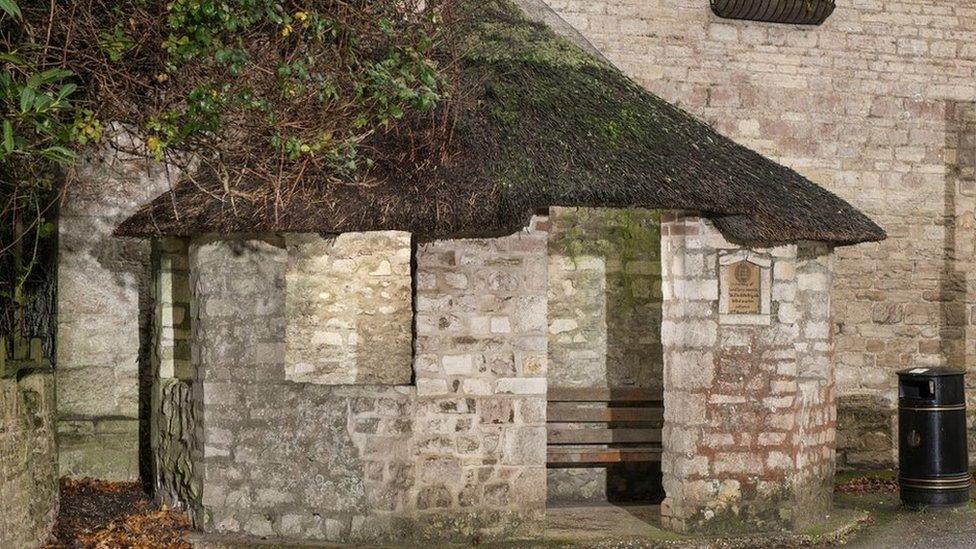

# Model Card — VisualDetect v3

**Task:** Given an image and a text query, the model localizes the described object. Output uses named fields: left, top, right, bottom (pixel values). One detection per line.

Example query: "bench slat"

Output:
left=547, top=446, right=663, bottom=464
left=548, top=387, right=662, bottom=402
left=547, top=404, right=664, bottom=423
left=547, top=427, right=662, bottom=445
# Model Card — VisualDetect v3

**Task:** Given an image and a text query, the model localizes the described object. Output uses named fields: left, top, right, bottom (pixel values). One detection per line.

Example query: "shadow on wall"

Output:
left=942, top=101, right=976, bottom=462
left=546, top=207, right=665, bottom=504
left=939, top=101, right=973, bottom=369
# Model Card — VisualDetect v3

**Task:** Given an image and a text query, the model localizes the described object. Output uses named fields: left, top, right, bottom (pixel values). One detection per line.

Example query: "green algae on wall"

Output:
left=551, top=207, right=661, bottom=306
left=546, top=207, right=663, bottom=503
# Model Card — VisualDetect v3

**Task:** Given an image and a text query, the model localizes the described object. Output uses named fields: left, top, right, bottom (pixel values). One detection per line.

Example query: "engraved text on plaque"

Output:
left=726, top=260, right=761, bottom=315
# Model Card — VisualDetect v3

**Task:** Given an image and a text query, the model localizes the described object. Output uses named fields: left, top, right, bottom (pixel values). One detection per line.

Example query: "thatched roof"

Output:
left=116, top=0, right=885, bottom=247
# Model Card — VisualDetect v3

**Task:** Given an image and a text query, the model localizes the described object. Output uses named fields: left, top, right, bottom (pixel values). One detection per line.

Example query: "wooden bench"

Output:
left=546, top=387, right=664, bottom=466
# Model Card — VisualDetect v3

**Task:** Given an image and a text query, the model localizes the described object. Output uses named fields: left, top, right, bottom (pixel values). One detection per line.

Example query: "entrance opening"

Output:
left=545, top=207, right=664, bottom=506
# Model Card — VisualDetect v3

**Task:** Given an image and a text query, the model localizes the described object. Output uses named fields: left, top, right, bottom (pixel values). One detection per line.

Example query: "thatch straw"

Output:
left=115, top=0, right=885, bottom=247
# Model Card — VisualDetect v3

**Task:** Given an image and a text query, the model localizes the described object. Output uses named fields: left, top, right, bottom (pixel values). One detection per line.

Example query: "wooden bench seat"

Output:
left=546, top=386, right=664, bottom=466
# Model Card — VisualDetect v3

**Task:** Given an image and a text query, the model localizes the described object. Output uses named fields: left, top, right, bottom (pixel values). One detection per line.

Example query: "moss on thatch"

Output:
left=116, top=0, right=885, bottom=247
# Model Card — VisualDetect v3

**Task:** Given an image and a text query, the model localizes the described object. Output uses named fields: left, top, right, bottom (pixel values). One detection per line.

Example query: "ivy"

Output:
left=145, top=1, right=448, bottom=171
left=1, top=2, right=83, bottom=334
left=0, top=0, right=454, bottom=333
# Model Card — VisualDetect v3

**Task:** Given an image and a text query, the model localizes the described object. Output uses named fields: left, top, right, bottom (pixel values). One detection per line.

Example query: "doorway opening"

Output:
left=545, top=207, right=664, bottom=505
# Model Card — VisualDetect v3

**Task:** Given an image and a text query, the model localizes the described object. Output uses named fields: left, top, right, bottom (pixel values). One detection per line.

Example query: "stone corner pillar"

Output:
left=659, top=212, right=836, bottom=533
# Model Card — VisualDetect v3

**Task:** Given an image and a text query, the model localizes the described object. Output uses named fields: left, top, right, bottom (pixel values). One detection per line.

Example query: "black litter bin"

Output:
left=897, top=367, right=971, bottom=507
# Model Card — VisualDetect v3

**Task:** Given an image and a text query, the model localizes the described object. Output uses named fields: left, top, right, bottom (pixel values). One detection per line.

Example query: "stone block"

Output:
left=496, top=378, right=547, bottom=395
left=57, top=367, right=137, bottom=418
left=669, top=350, right=715, bottom=389
left=443, top=355, right=474, bottom=375
left=59, top=427, right=139, bottom=481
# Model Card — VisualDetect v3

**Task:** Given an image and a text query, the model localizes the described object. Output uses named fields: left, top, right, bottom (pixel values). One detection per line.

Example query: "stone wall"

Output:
left=546, top=207, right=663, bottom=502
left=149, top=237, right=201, bottom=510
left=152, top=238, right=192, bottom=381
left=0, top=371, right=59, bottom=548
left=57, top=125, right=179, bottom=480
left=659, top=213, right=835, bottom=533
left=189, top=238, right=407, bottom=540
left=284, top=232, right=412, bottom=385
left=545, top=0, right=976, bottom=468
left=792, top=242, right=836, bottom=527
left=183, top=221, right=547, bottom=543
left=412, top=218, right=548, bottom=538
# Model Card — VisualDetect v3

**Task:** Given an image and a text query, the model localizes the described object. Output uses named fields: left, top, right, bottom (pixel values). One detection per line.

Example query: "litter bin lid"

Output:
left=897, top=367, right=966, bottom=378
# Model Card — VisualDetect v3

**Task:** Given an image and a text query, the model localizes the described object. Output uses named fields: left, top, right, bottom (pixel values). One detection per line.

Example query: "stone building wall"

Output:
left=411, top=219, right=548, bottom=538
left=0, top=371, right=59, bottom=548
left=57, top=125, right=179, bottom=480
left=546, top=207, right=663, bottom=502
left=187, top=237, right=415, bottom=541
left=284, top=232, right=413, bottom=385
left=182, top=220, right=547, bottom=543
left=545, top=0, right=976, bottom=468
left=659, top=213, right=835, bottom=533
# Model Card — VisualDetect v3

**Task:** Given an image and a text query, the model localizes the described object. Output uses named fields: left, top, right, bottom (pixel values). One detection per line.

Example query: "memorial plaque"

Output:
left=726, top=260, right=761, bottom=314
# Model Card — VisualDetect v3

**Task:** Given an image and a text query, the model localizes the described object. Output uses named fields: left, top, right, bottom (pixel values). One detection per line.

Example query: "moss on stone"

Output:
left=550, top=207, right=660, bottom=307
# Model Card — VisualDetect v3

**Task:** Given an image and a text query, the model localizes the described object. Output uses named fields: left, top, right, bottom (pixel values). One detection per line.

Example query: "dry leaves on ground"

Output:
left=835, top=474, right=899, bottom=494
left=45, top=477, right=190, bottom=548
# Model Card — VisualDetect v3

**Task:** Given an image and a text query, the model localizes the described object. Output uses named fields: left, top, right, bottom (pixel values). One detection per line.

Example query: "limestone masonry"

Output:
left=57, top=125, right=181, bottom=480
left=660, top=213, right=834, bottom=532
left=160, top=219, right=549, bottom=542
left=0, top=371, right=58, bottom=547
left=546, top=0, right=976, bottom=468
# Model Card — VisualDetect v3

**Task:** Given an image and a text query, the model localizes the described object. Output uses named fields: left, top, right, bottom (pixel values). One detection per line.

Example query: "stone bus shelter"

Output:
left=47, top=0, right=884, bottom=545
left=115, top=207, right=840, bottom=542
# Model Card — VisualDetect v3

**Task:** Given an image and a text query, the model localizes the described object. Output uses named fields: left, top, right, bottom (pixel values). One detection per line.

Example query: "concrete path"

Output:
left=191, top=493, right=976, bottom=548
left=839, top=492, right=976, bottom=549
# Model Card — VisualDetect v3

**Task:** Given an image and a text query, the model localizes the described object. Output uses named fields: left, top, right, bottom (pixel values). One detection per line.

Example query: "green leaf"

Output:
left=37, top=220, right=55, bottom=239
left=0, top=0, right=21, bottom=19
left=18, top=86, right=33, bottom=113
left=2, top=120, right=12, bottom=154
left=28, top=68, right=71, bottom=88
left=0, top=51, right=24, bottom=65
left=39, top=145, right=75, bottom=164
left=57, top=83, right=77, bottom=101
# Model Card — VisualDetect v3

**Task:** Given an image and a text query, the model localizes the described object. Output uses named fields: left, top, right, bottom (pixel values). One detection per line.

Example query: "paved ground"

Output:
left=192, top=485, right=976, bottom=548
left=838, top=492, right=976, bottom=549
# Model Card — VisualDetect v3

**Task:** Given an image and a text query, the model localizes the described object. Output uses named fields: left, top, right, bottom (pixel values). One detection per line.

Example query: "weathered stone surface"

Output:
left=545, top=0, right=976, bottom=468
left=660, top=213, right=835, bottom=534
left=836, top=394, right=895, bottom=469
left=180, top=220, right=548, bottom=544
left=57, top=124, right=181, bottom=480
left=0, top=371, right=59, bottom=548
left=547, top=207, right=663, bottom=389
left=284, top=232, right=412, bottom=385
left=57, top=418, right=139, bottom=481
left=410, top=220, right=548, bottom=540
